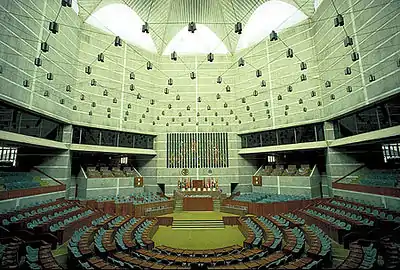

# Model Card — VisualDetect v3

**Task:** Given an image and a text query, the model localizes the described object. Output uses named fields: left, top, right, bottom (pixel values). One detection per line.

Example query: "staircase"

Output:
left=174, top=199, right=183, bottom=212
left=213, top=199, right=221, bottom=211
left=172, top=220, right=225, bottom=230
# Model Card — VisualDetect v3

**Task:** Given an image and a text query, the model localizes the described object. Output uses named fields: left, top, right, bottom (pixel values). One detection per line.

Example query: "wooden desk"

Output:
left=183, top=197, right=213, bottom=211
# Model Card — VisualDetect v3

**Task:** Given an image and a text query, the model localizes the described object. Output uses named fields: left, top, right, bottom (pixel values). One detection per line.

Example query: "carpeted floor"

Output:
left=152, top=226, right=245, bottom=249
left=153, top=211, right=244, bottom=249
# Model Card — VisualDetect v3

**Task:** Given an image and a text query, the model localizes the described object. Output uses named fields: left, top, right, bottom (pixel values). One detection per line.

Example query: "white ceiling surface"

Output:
left=78, top=0, right=316, bottom=54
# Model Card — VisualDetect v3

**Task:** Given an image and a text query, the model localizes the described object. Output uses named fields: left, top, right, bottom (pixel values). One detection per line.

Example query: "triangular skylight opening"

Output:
left=163, top=24, right=229, bottom=55
left=85, top=3, right=157, bottom=53
left=236, top=0, right=308, bottom=51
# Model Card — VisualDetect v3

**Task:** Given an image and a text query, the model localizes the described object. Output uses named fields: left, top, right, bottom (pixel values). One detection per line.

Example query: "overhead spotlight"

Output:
left=168, top=78, right=173, bottom=85
left=130, top=84, right=135, bottom=91
left=179, top=112, right=182, bottom=117
left=256, top=69, right=262, bottom=78
left=164, top=88, right=169, bottom=94
left=23, top=79, right=30, bottom=88
left=80, top=94, right=85, bottom=100
left=217, top=76, right=222, bottom=84
left=325, top=81, right=332, bottom=88
left=137, top=93, right=141, bottom=99
left=269, top=30, right=278, bottom=41
left=90, top=79, right=97, bottom=86
left=246, top=106, right=250, bottom=111
left=73, top=105, right=77, bottom=110
left=397, top=58, right=400, bottom=67
left=253, top=90, right=258, bottom=96
left=92, top=102, right=96, bottom=107
left=226, top=85, right=231, bottom=92
left=230, top=110, right=233, bottom=114
left=147, top=61, right=153, bottom=70
left=346, top=86, right=353, bottom=93
left=130, top=72, right=135, bottom=80
left=187, top=105, right=191, bottom=110
left=344, top=36, right=353, bottom=47
left=43, top=90, right=49, bottom=97
left=188, top=22, right=196, bottom=33
left=344, top=67, right=352, bottom=75
left=215, top=112, right=218, bottom=116
left=197, top=112, right=200, bottom=116
left=235, top=22, right=243, bottom=34
left=41, top=42, right=49, bottom=52
left=261, top=80, right=266, bottom=87
left=330, top=94, right=335, bottom=100
left=238, top=57, right=245, bottom=67
left=171, top=51, right=177, bottom=61
left=300, top=74, right=307, bottom=81
left=142, top=22, right=149, bottom=33
left=224, top=102, right=228, bottom=108
left=287, top=48, right=294, bottom=58
left=303, top=107, right=307, bottom=112
left=287, top=86, right=293, bottom=92
left=242, top=97, right=246, bottom=103
left=34, top=57, right=42, bottom=67
left=300, top=62, right=307, bottom=70
left=150, top=99, right=155, bottom=105
left=311, top=91, right=316, bottom=97
left=369, top=74, right=376, bottom=82
left=113, top=97, right=118, bottom=103
left=168, top=104, right=172, bottom=109
left=351, top=52, right=360, bottom=62
left=216, top=93, right=221, bottom=100
left=207, top=105, right=211, bottom=110
left=334, top=14, right=344, bottom=27
left=299, top=99, right=303, bottom=104
left=278, top=95, right=282, bottom=100
left=176, top=94, right=180, bottom=100
left=128, top=103, right=132, bottom=109
left=85, top=66, right=92, bottom=75
left=98, top=53, right=104, bottom=62
left=103, top=89, right=108, bottom=96
left=197, top=97, right=202, bottom=102
left=207, top=53, right=214, bottom=62
left=114, top=36, right=122, bottom=47
left=60, top=99, right=65, bottom=104
left=66, top=85, right=71, bottom=92
left=46, top=73, right=54, bottom=80
left=61, top=0, right=72, bottom=7
left=317, top=101, right=322, bottom=106
left=49, top=22, right=59, bottom=34
left=190, top=72, right=196, bottom=80
left=265, top=101, right=269, bottom=107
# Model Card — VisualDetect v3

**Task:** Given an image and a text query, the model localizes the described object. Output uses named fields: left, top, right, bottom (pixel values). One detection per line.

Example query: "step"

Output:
left=172, top=219, right=225, bottom=230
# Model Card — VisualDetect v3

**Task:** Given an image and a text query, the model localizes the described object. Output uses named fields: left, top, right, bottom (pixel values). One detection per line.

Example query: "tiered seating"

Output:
left=232, top=192, right=307, bottom=203
left=314, top=204, right=374, bottom=227
left=242, top=217, right=263, bottom=247
left=115, top=217, right=138, bottom=250
left=303, top=209, right=352, bottom=232
left=261, top=165, right=273, bottom=176
left=100, top=166, right=114, bottom=178
left=256, top=216, right=283, bottom=251
left=330, top=199, right=400, bottom=223
left=48, top=209, right=94, bottom=232
left=0, top=171, right=42, bottom=190
left=337, top=242, right=377, bottom=269
left=111, top=167, right=125, bottom=177
left=302, top=224, right=332, bottom=259
left=85, top=167, right=102, bottom=178
left=379, top=236, right=400, bottom=269
left=272, top=215, right=290, bottom=227
left=271, top=165, right=285, bottom=176
left=282, top=227, right=305, bottom=256
left=0, top=237, right=23, bottom=269
left=298, top=164, right=311, bottom=176
left=134, top=218, right=157, bottom=249
left=359, top=170, right=399, bottom=187
left=281, top=257, right=322, bottom=269
left=282, top=165, right=298, bottom=176
left=122, top=167, right=136, bottom=177
left=282, top=213, right=305, bottom=226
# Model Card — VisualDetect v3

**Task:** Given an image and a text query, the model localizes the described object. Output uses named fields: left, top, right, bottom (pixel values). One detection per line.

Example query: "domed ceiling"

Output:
left=78, top=0, right=317, bottom=54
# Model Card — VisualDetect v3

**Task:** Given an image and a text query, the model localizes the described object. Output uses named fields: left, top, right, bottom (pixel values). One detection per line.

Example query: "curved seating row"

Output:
left=281, top=212, right=305, bottom=226
left=255, top=216, right=283, bottom=252
left=282, top=227, right=305, bottom=256
left=303, top=224, right=332, bottom=260
left=315, top=204, right=374, bottom=226
left=337, top=242, right=377, bottom=269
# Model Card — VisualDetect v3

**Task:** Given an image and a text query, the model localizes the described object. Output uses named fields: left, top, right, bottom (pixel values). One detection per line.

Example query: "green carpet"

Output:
left=152, top=226, right=245, bottom=249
